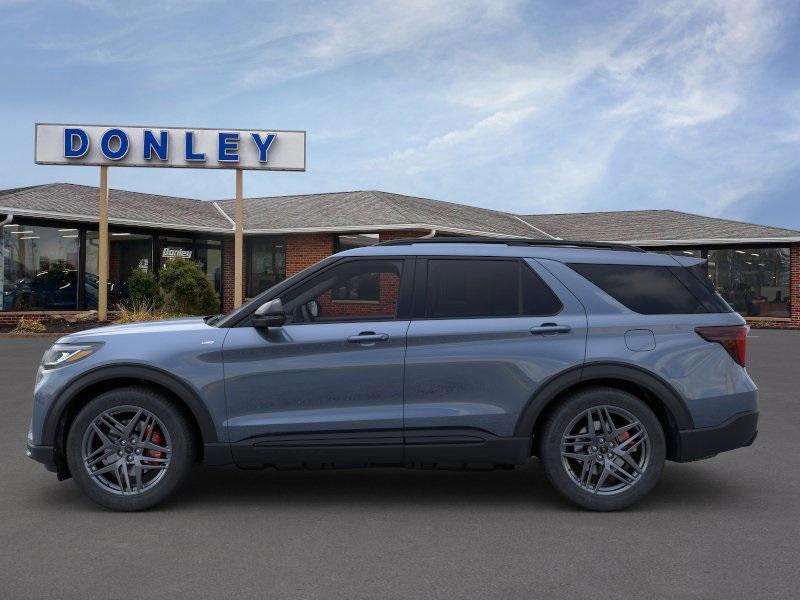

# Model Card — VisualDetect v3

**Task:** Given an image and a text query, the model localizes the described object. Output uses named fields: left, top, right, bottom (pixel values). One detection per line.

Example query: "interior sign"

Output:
left=35, top=123, right=306, bottom=171
left=162, top=247, right=193, bottom=260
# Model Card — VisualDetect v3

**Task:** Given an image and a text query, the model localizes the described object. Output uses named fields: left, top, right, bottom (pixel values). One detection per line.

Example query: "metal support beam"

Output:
left=98, top=166, right=109, bottom=321
left=234, top=169, right=244, bottom=308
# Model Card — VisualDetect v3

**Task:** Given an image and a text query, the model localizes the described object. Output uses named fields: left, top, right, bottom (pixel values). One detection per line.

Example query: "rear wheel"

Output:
left=66, top=387, right=195, bottom=511
left=539, top=387, right=665, bottom=511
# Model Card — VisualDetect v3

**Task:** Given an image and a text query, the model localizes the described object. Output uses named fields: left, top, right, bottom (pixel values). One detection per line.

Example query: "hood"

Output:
left=59, top=317, right=211, bottom=342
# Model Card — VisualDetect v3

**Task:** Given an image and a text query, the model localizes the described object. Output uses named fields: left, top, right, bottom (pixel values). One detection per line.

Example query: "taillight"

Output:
left=695, top=325, right=749, bottom=367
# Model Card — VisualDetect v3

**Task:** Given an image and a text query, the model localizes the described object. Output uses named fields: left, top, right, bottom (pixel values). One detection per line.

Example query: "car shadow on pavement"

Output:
left=27, top=458, right=746, bottom=514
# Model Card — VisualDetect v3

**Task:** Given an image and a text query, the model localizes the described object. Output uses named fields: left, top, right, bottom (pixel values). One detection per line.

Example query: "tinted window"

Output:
left=281, top=259, right=404, bottom=323
left=671, top=263, right=732, bottom=313
left=425, top=259, right=561, bottom=318
left=568, top=263, right=715, bottom=314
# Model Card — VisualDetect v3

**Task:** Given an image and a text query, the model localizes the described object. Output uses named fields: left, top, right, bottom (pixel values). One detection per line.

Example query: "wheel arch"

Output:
left=45, top=365, right=218, bottom=475
left=515, top=362, right=694, bottom=461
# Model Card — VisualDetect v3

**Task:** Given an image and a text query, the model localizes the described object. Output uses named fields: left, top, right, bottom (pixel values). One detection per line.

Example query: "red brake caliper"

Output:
left=617, top=430, right=631, bottom=445
left=144, top=427, right=165, bottom=465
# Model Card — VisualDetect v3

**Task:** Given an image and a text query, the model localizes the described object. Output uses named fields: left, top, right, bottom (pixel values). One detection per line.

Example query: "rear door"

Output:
left=403, top=256, right=587, bottom=462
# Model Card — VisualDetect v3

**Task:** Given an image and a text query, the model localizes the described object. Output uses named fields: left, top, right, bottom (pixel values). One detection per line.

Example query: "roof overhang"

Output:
left=0, top=206, right=231, bottom=234
left=615, top=237, right=800, bottom=246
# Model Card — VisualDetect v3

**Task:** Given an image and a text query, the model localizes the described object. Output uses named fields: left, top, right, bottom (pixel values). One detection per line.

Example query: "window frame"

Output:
left=242, top=256, right=414, bottom=326
left=411, top=256, right=563, bottom=320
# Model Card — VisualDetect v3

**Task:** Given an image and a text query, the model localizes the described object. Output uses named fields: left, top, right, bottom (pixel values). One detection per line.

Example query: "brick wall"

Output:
left=221, top=237, right=236, bottom=312
left=746, top=242, right=800, bottom=329
left=791, top=244, right=800, bottom=324
left=285, top=233, right=335, bottom=277
left=379, top=230, right=430, bottom=243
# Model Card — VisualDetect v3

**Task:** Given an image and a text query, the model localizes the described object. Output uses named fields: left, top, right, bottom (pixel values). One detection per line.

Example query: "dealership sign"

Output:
left=34, top=123, right=306, bottom=171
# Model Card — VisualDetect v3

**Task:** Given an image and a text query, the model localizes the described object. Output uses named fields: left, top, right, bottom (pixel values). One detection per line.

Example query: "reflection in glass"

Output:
left=85, top=230, right=154, bottom=308
left=2, top=224, right=80, bottom=310
left=707, top=247, right=790, bottom=318
left=247, top=237, right=285, bottom=297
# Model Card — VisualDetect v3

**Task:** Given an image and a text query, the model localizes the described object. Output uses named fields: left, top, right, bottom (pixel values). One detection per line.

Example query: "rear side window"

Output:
left=425, top=259, right=562, bottom=318
left=568, top=263, right=727, bottom=315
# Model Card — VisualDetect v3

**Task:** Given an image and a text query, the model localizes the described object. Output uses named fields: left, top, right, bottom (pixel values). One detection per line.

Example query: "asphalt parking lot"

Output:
left=2, top=331, right=799, bottom=599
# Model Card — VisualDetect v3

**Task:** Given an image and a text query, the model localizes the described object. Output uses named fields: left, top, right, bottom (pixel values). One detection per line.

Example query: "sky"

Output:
left=1, top=0, right=799, bottom=228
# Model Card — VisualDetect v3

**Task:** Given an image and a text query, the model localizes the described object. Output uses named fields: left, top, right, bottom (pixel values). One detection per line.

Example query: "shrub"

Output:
left=159, top=259, right=219, bottom=315
left=127, top=269, right=161, bottom=308
left=114, top=300, right=166, bottom=324
left=11, top=316, right=46, bottom=334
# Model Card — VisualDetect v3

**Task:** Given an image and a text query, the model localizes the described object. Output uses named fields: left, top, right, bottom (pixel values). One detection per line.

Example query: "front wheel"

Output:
left=539, top=387, right=666, bottom=511
left=66, top=387, right=196, bottom=511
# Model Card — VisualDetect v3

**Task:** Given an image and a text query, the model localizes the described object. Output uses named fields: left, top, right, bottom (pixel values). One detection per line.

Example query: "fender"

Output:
left=42, top=364, right=219, bottom=447
left=513, top=361, right=694, bottom=437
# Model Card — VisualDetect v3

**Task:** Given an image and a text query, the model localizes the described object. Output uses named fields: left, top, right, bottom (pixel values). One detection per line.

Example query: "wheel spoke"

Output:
left=139, top=440, right=169, bottom=453
left=606, top=460, right=637, bottom=486
left=593, top=465, right=609, bottom=493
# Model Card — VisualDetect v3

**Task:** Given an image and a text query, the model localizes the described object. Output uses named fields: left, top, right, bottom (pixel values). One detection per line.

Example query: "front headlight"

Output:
left=41, top=343, right=101, bottom=369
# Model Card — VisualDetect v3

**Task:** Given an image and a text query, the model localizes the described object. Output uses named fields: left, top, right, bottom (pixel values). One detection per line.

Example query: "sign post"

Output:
left=35, top=123, right=306, bottom=317
left=98, top=166, right=109, bottom=320
left=234, top=169, right=244, bottom=308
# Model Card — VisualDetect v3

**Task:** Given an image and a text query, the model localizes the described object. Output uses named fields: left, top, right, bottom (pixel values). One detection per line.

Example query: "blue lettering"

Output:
left=100, top=128, right=129, bottom=160
left=218, top=132, right=239, bottom=162
left=63, top=128, right=89, bottom=158
left=251, top=133, right=276, bottom=162
left=143, top=130, right=168, bottom=160
left=185, top=131, right=205, bottom=161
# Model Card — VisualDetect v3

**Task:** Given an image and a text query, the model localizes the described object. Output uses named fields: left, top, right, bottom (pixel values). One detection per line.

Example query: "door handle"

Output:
left=530, top=323, right=571, bottom=335
left=347, top=332, right=390, bottom=344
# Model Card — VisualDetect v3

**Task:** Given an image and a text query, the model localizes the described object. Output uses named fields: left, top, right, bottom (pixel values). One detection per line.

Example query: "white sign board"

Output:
left=34, top=123, right=306, bottom=171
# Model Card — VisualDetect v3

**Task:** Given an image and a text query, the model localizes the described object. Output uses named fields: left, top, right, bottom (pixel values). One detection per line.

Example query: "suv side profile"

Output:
left=26, top=238, right=758, bottom=511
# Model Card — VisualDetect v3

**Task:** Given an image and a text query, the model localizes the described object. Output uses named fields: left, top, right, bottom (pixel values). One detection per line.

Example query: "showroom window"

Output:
left=247, top=237, right=285, bottom=298
left=707, top=248, right=790, bottom=319
left=1, top=223, right=80, bottom=310
left=85, top=230, right=154, bottom=309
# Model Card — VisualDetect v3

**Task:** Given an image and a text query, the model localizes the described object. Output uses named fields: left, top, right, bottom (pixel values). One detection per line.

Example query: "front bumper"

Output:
left=26, top=442, right=58, bottom=473
left=674, top=411, right=758, bottom=462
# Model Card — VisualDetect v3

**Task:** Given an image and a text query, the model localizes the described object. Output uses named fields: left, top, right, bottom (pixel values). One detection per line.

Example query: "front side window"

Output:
left=2, top=223, right=80, bottom=310
left=281, top=259, right=404, bottom=323
left=425, top=259, right=562, bottom=318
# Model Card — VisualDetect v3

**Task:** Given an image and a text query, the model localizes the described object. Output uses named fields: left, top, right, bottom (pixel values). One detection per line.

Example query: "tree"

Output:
left=158, top=259, right=219, bottom=315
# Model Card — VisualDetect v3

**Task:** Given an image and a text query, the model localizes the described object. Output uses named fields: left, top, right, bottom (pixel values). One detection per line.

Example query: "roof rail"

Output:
left=378, top=236, right=645, bottom=252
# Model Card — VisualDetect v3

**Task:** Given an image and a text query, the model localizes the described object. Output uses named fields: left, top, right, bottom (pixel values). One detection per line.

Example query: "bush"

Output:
left=127, top=269, right=162, bottom=308
left=114, top=299, right=166, bottom=324
left=159, top=259, right=219, bottom=315
left=11, top=316, right=46, bottom=334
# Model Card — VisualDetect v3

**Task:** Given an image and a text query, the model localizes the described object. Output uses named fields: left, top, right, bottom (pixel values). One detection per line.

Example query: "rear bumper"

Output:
left=26, top=442, right=58, bottom=473
left=674, top=411, right=758, bottom=462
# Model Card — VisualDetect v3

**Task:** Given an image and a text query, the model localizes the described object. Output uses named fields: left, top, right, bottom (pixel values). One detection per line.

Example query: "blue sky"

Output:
left=1, top=0, right=799, bottom=227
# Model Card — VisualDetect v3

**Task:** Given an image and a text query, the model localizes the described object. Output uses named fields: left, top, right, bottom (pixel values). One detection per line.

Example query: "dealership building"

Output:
left=2, top=182, right=799, bottom=327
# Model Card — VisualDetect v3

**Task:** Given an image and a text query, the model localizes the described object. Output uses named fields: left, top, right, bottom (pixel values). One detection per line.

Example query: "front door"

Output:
left=223, top=257, right=412, bottom=466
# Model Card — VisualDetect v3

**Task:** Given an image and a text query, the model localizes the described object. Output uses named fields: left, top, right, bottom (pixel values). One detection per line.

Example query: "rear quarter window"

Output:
left=568, top=263, right=729, bottom=315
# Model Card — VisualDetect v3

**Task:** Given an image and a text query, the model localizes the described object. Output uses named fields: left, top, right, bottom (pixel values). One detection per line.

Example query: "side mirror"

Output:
left=252, top=298, right=286, bottom=329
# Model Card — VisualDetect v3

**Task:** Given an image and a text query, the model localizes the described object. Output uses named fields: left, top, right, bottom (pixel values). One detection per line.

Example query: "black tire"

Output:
left=539, top=387, right=666, bottom=511
left=66, top=386, right=196, bottom=511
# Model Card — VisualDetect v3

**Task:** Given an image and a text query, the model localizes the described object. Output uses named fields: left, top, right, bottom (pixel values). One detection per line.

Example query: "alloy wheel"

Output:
left=560, top=405, right=650, bottom=495
left=81, top=405, right=172, bottom=495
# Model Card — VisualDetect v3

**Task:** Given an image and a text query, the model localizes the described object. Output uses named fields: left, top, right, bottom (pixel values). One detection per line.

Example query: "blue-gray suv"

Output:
left=27, top=238, right=758, bottom=511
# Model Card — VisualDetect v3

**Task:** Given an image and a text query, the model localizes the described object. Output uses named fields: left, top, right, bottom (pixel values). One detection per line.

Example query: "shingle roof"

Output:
left=0, top=183, right=231, bottom=232
left=215, top=190, right=545, bottom=238
left=2, top=183, right=799, bottom=243
left=519, top=210, right=800, bottom=244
